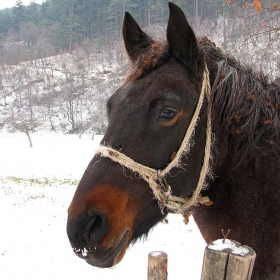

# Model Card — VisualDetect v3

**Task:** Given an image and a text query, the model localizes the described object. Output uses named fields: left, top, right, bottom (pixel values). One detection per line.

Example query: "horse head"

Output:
left=67, top=2, right=211, bottom=268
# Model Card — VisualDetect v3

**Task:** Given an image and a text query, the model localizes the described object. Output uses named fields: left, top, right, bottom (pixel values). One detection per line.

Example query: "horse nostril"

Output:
left=84, top=210, right=109, bottom=243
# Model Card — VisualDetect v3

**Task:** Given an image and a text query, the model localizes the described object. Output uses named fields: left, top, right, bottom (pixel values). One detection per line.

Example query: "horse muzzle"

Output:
left=67, top=183, right=138, bottom=268
left=67, top=209, right=131, bottom=268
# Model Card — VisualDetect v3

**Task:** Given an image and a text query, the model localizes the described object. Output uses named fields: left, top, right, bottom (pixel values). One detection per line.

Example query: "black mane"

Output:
left=200, top=38, right=280, bottom=168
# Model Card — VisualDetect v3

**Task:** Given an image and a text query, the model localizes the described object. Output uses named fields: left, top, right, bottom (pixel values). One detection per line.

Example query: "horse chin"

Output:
left=84, top=230, right=130, bottom=268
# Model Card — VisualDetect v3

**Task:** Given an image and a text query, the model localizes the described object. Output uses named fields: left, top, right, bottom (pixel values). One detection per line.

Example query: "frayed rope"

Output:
left=95, top=65, right=213, bottom=219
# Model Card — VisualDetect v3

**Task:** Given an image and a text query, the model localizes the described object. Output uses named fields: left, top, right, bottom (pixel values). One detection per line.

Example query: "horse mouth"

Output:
left=80, top=230, right=130, bottom=268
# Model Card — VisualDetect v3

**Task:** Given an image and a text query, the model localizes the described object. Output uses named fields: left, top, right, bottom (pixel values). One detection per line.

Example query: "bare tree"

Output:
left=6, top=115, right=39, bottom=147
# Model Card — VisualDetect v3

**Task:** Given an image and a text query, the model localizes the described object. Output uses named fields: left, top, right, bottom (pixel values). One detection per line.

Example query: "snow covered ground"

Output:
left=0, top=133, right=206, bottom=280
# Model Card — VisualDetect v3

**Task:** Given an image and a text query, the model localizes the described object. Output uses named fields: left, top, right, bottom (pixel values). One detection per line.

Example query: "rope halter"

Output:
left=95, top=65, right=212, bottom=221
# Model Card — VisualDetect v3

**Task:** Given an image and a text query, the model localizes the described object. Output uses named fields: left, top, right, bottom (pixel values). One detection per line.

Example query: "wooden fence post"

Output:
left=148, top=251, right=168, bottom=280
left=201, top=239, right=256, bottom=280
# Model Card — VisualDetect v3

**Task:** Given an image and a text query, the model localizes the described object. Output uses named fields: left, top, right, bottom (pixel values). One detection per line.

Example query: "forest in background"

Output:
left=0, top=0, right=279, bottom=63
left=0, top=0, right=279, bottom=141
left=0, top=0, right=236, bottom=46
left=0, top=0, right=223, bottom=62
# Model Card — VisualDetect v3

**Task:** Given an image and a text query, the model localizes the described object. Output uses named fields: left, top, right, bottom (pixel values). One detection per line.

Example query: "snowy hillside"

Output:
left=0, top=44, right=127, bottom=135
left=1, top=12, right=280, bottom=136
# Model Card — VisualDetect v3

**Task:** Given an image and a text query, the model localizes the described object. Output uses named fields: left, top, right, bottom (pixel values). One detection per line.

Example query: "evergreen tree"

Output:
left=0, top=10, right=12, bottom=39
left=26, top=1, right=41, bottom=26
left=12, top=0, right=27, bottom=31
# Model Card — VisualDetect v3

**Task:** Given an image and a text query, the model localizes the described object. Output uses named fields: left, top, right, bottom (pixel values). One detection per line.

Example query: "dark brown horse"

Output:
left=67, top=3, right=280, bottom=279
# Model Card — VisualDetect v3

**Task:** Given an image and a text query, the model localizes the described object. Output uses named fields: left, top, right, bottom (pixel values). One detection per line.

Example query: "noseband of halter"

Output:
left=95, top=65, right=212, bottom=219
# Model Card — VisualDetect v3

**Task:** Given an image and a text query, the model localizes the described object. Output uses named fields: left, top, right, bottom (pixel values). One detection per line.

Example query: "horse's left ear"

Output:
left=122, top=12, right=153, bottom=61
left=167, top=2, right=199, bottom=69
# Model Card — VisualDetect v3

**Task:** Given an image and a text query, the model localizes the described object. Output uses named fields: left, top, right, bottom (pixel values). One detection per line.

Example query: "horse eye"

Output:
left=158, top=108, right=178, bottom=120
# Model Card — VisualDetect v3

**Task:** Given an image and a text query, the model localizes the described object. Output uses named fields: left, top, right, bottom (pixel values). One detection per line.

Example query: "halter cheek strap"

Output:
left=95, top=65, right=212, bottom=219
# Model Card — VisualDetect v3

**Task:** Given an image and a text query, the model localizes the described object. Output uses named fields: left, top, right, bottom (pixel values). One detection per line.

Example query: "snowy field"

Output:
left=0, top=133, right=206, bottom=280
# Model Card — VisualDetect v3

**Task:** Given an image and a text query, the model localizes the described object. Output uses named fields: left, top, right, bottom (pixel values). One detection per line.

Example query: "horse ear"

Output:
left=122, top=12, right=152, bottom=61
left=167, top=2, right=199, bottom=68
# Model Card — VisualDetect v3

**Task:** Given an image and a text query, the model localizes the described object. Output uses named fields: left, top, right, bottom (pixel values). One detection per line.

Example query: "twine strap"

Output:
left=95, top=65, right=212, bottom=216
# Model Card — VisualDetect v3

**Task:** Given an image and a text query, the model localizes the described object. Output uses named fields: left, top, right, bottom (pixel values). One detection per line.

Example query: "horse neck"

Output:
left=199, top=50, right=280, bottom=232
left=196, top=40, right=280, bottom=280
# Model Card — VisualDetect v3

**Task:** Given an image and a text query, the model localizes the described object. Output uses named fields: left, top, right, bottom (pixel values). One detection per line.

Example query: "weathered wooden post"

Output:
left=201, top=239, right=256, bottom=280
left=148, top=251, right=168, bottom=280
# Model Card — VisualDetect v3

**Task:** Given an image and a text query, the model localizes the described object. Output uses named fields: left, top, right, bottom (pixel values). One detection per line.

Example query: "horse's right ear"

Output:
left=122, top=12, right=152, bottom=61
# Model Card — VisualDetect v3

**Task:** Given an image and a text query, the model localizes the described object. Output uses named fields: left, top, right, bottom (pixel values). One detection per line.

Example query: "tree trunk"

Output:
left=25, top=129, right=33, bottom=148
